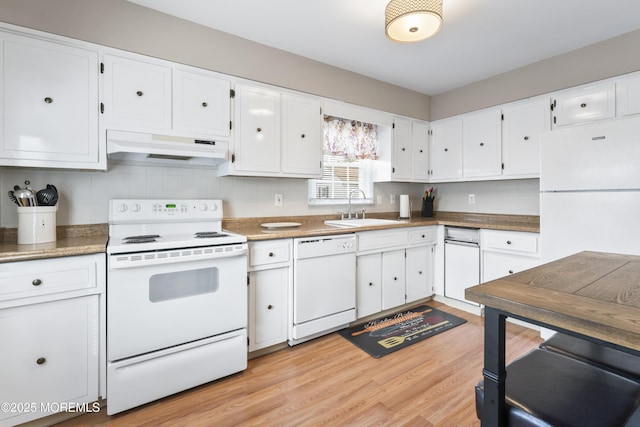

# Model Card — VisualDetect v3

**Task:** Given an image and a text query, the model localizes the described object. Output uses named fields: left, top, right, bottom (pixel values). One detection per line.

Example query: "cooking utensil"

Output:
left=14, top=187, right=36, bottom=206
left=8, top=190, right=20, bottom=206
left=45, top=184, right=58, bottom=205
left=36, top=188, right=57, bottom=206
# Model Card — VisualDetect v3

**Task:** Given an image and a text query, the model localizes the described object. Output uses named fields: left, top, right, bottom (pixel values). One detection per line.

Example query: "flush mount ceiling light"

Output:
left=385, top=0, right=443, bottom=43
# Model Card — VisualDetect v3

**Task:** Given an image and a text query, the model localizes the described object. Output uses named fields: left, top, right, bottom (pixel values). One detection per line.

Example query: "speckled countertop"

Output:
left=0, top=211, right=539, bottom=262
left=223, top=211, right=540, bottom=241
left=0, top=224, right=108, bottom=263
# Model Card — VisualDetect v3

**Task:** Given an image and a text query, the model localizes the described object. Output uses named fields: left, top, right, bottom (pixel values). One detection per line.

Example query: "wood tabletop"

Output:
left=466, top=251, right=640, bottom=352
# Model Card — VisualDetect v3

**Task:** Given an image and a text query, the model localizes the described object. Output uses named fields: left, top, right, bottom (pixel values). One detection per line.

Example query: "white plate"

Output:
left=260, top=222, right=302, bottom=229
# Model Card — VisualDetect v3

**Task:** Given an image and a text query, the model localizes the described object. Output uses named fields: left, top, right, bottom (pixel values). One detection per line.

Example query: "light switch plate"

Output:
left=275, top=193, right=283, bottom=207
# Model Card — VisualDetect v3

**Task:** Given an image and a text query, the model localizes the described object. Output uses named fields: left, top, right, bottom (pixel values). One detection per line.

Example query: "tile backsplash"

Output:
left=1, top=162, right=540, bottom=228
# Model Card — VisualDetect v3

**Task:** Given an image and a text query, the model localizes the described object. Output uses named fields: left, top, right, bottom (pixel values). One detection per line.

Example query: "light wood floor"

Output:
left=55, top=302, right=542, bottom=427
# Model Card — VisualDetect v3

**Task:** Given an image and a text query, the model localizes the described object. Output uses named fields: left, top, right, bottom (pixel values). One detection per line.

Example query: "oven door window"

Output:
left=149, top=267, right=219, bottom=302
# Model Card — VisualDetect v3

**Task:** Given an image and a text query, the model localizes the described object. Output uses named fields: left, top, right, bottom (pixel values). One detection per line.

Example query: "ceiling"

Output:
left=127, top=0, right=640, bottom=96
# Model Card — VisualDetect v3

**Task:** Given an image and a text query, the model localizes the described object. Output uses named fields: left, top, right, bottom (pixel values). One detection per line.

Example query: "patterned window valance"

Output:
left=323, top=116, right=379, bottom=161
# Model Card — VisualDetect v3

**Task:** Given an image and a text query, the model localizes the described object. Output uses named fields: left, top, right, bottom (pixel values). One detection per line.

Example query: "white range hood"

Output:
left=106, top=130, right=229, bottom=166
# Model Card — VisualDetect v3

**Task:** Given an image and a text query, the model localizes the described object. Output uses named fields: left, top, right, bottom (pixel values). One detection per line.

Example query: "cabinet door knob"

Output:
left=268, top=252, right=274, bottom=257
left=301, top=133, right=305, bottom=138
left=523, top=136, right=529, bottom=141
left=506, top=240, right=512, bottom=245
left=202, top=102, right=208, bottom=107
left=508, top=270, right=514, bottom=274
left=421, top=235, right=425, bottom=238
left=267, top=304, right=273, bottom=310
left=419, top=149, right=423, bottom=153
left=257, top=127, right=262, bottom=133
left=580, top=103, right=587, bottom=108
left=369, top=282, right=374, bottom=287
left=44, top=97, right=53, bottom=104
left=36, top=357, right=46, bottom=365
left=136, top=91, right=143, bottom=96
left=444, top=148, right=448, bottom=152
left=418, top=271, right=423, bottom=275
left=393, top=277, right=398, bottom=281
left=480, top=142, right=485, bottom=147
left=402, top=147, right=406, bottom=151
left=32, top=278, right=42, bottom=286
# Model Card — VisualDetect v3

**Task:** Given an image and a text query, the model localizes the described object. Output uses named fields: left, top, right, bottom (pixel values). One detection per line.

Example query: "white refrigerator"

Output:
left=540, top=115, right=640, bottom=263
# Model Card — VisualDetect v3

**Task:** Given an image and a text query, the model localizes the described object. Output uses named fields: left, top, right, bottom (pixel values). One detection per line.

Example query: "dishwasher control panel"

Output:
left=444, top=227, right=480, bottom=244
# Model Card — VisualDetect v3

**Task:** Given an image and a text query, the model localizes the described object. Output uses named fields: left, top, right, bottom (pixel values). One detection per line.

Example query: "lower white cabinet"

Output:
left=248, top=239, right=291, bottom=352
left=356, top=227, right=436, bottom=319
left=0, top=253, right=104, bottom=427
left=481, top=229, right=540, bottom=283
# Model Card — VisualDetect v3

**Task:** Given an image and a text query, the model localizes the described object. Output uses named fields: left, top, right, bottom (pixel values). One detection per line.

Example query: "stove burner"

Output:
left=194, top=231, right=227, bottom=238
left=123, top=234, right=160, bottom=244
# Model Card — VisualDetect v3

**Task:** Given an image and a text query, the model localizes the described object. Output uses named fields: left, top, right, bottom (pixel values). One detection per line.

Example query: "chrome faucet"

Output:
left=347, top=189, right=366, bottom=219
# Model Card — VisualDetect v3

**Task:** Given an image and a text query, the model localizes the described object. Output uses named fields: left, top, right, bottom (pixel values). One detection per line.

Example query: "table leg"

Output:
left=482, top=307, right=507, bottom=427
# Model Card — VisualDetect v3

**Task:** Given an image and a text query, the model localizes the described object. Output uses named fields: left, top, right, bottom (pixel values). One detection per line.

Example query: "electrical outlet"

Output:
left=390, top=194, right=396, bottom=204
left=468, top=194, right=476, bottom=204
left=377, top=195, right=383, bottom=205
left=274, top=193, right=283, bottom=207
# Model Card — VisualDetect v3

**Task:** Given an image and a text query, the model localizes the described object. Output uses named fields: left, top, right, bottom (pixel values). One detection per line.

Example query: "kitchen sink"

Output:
left=324, top=218, right=405, bottom=228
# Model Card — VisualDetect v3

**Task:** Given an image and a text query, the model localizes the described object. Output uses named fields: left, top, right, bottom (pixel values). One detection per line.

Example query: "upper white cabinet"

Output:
left=391, top=117, right=412, bottom=181
left=220, top=85, right=323, bottom=178
left=411, top=121, right=430, bottom=181
left=173, top=69, right=231, bottom=137
left=224, top=83, right=281, bottom=174
left=388, top=118, right=430, bottom=182
left=281, top=93, right=323, bottom=177
left=0, top=31, right=102, bottom=169
left=617, top=73, right=640, bottom=117
left=462, top=108, right=502, bottom=178
left=102, top=54, right=172, bottom=131
left=501, top=97, right=551, bottom=177
left=429, top=117, right=463, bottom=182
left=102, top=54, right=231, bottom=139
left=551, top=82, right=615, bottom=128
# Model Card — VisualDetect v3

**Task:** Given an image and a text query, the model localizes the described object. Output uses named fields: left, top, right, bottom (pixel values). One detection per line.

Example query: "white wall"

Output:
left=1, top=162, right=430, bottom=227
left=1, top=162, right=539, bottom=227
left=431, top=179, right=539, bottom=216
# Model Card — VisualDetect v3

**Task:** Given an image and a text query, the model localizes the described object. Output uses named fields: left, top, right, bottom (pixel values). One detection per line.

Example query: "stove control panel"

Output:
left=109, top=199, right=223, bottom=223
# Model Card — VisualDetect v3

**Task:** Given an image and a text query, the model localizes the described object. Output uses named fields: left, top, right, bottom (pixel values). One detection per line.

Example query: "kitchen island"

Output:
left=466, top=251, right=640, bottom=426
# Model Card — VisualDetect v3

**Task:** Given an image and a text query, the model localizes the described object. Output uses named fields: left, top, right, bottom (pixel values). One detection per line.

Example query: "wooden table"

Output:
left=466, top=251, right=640, bottom=427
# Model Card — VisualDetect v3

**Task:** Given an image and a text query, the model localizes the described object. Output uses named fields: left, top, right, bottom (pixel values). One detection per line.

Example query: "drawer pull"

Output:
left=418, top=271, right=423, bottom=275
left=32, top=278, right=43, bottom=286
left=508, top=270, right=514, bottom=274
left=267, top=304, right=273, bottom=310
left=268, top=252, right=274, bottom=257
left=301, top=133, right=306, bottom=139
left=421, top=235, right=425, bottom=238
left=506, top=240, right=512, bottom=245
left=44, top=97, right=53, bottom=104
left=524, top=136, right=529, bottom=141
left=257, top=127, right=262, bottom=133
left=580, top=103, right=587, bottom=108
left=136, top=90, right=143, bottom=96
left=393, top=277, right=398, bottom=281
left=369, top=282, right=374, bottom=287
left=36, top=357, right=46, bottom=365
left=202, top=102, right=208, bottom=107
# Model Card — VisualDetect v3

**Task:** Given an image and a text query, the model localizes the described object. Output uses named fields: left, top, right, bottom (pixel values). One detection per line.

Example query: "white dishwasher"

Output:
left=291, top=234, right=356, bottom=345
left=444, top=227, right=480, bottom=307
